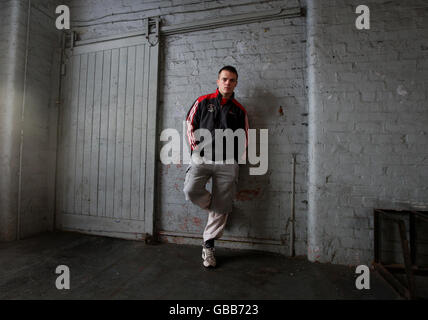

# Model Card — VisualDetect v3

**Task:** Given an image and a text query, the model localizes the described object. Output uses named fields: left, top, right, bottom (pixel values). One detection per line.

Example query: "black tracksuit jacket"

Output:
left=186, top=88, right=249, bottom=163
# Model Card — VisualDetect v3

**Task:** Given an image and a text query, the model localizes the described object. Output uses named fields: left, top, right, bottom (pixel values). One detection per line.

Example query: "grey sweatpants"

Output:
left=183, top=158, right=239, bottom=242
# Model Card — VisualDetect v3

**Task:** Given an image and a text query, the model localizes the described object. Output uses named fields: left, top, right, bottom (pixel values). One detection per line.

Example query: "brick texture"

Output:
left=307, top=0, right=428, bottom=265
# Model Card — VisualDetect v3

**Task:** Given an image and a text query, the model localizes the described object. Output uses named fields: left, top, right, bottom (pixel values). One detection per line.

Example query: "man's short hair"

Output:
left=218, top=65, right=238, bottom=79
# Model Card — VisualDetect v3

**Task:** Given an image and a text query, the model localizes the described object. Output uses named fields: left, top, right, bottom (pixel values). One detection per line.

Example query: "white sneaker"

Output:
left=202, top=246, right=216, bottom=268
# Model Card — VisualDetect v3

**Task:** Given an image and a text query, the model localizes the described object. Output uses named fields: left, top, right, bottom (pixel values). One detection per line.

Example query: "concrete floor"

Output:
left=0, top=231, right=400, bottom=300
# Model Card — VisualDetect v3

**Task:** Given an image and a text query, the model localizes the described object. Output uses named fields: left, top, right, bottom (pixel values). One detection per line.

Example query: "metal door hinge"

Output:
left=63, top=30, right=78, bottom=49
left=145, top=17, right=160, bottom=47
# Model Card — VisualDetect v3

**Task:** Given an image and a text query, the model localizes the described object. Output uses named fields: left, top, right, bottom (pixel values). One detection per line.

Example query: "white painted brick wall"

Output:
left=0, top=0, right=28, bottom=240
left=158, top=16, right=308, bottom=254
left=307, top=0, right=428, bottom=265
left=0, top=0, right=61, bottom=240
left=20, top=0, right=61, bottom=238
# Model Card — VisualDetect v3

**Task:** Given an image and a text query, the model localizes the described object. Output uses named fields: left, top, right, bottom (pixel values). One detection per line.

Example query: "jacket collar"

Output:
left=216, top=88, right=235, bottom=100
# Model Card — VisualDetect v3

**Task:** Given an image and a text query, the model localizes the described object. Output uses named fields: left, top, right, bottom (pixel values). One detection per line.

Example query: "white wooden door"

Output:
left=56, top=33, right=159, bottom=240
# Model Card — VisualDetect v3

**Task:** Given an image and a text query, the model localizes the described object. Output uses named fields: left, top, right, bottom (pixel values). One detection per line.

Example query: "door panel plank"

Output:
left=113, top=47, right=127, bottom=219
left=75, top=54, right=88, bottom=215
left=131, top=45, right=145, bottom=220
left=122, top=46, right=136, bottom=220
left=98, top=49, right=111, bottom=217
left=105, top=48, right=119, bottom=219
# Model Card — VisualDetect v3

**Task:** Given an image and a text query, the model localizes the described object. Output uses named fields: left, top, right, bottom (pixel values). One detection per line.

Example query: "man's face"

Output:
left=217, top=70, right=238, bottom=96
